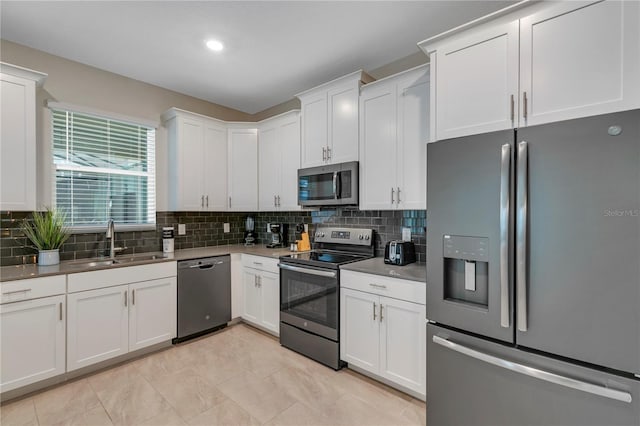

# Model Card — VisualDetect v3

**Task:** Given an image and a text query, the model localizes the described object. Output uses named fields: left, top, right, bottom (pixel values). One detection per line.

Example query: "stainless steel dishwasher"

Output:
left=175, top=255, right=231, bottom=343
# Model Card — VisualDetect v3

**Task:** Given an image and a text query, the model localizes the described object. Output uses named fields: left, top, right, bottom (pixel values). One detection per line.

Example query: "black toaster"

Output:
left=384, top=241, right=416, bottom=266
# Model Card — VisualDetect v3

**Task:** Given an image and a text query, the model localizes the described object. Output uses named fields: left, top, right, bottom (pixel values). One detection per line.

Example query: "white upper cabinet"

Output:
left=360, top=65, right=429, bottom=210
left=203, top=122, right=228, bottom=210
left=163, top=108, right=227, bottom=211
left=420, top=0, right=640, bottom=140
left=519, top=0, right=640, bottom=126
left=257, top=111, right=301, bottom=211
left=0, top=63, right=46, bottom=211
left=433, top=22, right=519, bottom=140
left=228, top=125, right=258, bottom=211
left=297, top=70, right=373, bottom=168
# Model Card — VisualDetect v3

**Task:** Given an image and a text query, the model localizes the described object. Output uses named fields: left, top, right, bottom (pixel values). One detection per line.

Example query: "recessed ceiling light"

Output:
left=206, top=39, right=224, bottom=52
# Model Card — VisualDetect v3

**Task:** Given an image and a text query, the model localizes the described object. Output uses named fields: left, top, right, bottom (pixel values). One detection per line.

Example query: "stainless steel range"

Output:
left=278, top=227, right=374, bottom=370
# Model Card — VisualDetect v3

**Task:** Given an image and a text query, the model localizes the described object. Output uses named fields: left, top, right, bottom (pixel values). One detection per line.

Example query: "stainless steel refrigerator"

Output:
left=426, top=109, right=640, bottom=425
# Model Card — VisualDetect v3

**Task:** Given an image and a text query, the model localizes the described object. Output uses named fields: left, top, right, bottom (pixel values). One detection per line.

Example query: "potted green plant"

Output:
left=20, top=208, right=71, bottom=266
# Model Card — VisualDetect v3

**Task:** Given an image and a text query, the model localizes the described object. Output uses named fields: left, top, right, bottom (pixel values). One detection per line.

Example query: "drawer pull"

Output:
left=2, top=289, right=32, bottom=296
left=369, top=283, right=387, bottom=289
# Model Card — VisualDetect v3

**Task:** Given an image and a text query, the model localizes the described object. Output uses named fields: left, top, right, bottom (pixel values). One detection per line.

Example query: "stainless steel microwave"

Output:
left=298, top=161, right=358, bottom=207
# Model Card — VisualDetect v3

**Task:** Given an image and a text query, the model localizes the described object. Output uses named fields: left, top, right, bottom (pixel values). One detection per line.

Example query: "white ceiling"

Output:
left=1, top=1, right=515, bottom=114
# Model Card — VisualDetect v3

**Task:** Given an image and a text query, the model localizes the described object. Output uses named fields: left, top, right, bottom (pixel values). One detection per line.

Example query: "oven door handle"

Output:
left=278, top=263, right=337, bottom=278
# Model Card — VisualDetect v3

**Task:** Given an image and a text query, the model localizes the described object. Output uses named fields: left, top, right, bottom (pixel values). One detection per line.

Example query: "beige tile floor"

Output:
left=0, top=323, right=426, bottom=426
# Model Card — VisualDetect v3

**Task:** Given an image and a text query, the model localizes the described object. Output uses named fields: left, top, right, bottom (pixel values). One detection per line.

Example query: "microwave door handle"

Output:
left=332, top=172, right=339, bottom=199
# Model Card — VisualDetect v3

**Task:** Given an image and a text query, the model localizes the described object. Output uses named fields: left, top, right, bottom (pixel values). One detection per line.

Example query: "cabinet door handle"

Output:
left=373, top=302, right=377, bottom=321
left=201, top=195, right=204, bottom=208
left=229, top=197, right=232, bottom=208
left=391, top=188, right=395, bottom=204
left=277, top=195, right=281, bottom=207
left=124, top=291, right=128, bottom=307
left=132, top=289, right=136, bottom=305
left=326, top=146, right=331, bottom=161
left=322, top=147, right=327, bottom=162
left=523, top=91, right=528, bottom=119
left=274, top=195, right=277, bottom=207
left=380, top=304, right=384, bottom=322
left=397, top=187, right=401, bottom=204
left=369, top=283, right=387, bottom=289
left=510, top=94, right=515, bottom=122
left=254, top=275, right=258, bottom=287
left=59, top=302, right=63, bottom=321
left=206, top=196, right=209, bottom=208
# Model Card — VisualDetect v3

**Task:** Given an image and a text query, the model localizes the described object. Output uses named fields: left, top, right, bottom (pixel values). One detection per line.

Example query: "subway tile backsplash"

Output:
left=0, top=209, right=426, bottom=266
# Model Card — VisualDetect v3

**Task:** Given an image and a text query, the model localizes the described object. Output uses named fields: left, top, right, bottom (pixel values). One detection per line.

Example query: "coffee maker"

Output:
left=266, top=223, right=288, bottom=248
left=244, top=216, right=256, bottom=246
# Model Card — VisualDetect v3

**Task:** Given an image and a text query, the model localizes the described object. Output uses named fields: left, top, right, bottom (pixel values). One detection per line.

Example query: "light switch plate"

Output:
left=223, top=223, right=230, bottom=233
left=304, top=224, right=309, bottom=233
left=178, top=224, right=186, bottom=235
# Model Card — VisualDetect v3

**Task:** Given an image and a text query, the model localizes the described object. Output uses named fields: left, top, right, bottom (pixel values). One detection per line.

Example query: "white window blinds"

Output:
left=51, top=108, right=156, bottom=229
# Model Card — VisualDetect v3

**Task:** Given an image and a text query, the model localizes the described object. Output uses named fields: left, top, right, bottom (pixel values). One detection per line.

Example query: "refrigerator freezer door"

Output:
left=427, top=324, right=640, bottom=426
left=427, top=130, right=515, bottom=343
left=516, top=110, right=640, bottom=374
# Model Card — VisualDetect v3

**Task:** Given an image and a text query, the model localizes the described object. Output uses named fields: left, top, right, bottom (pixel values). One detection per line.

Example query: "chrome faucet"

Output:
left=106, top=218, right=116, bottom=259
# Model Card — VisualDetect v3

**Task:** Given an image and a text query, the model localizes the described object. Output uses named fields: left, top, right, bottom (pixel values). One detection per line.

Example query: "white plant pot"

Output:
left=38, top=249, right=60, bottom=266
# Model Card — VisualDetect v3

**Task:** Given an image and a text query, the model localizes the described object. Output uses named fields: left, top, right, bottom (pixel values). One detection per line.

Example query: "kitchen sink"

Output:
left=66, top=259, right=119, bottom=268
left=115, top=254, right=164, bottom=263
left=65, top=254, right=165, bottom=269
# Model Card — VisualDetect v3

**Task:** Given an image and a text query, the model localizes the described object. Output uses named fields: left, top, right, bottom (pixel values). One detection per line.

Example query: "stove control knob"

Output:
left=315, top=232, right=320, bottom=238
left=321, top=232, right=325, bottom=237
left=358, top=235, right=364, bottom=240
left=364, top=235, right=370, bottom=240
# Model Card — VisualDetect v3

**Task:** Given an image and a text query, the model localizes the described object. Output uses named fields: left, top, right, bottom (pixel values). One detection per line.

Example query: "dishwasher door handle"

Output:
left=188, top=260, right=225, bottom=269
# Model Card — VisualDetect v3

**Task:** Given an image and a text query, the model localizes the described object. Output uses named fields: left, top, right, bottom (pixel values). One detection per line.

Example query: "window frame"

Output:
left=47, top=102, right=158, bottom=233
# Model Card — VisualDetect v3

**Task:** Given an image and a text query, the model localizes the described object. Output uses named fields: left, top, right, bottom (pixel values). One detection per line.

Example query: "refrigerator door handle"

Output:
left=499, top=143, right=511, bottom=328
left=433, top=335, right=632, bottom=404
left=516, top=141, right=529, bottom=332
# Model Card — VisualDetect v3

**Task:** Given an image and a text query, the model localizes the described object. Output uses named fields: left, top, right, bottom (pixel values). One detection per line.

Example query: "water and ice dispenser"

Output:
left=443, top=235, right=489, bottom=308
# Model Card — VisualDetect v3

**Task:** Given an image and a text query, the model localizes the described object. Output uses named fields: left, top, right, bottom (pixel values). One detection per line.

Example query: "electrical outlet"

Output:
left=266, top=223, right=271, bottom=232
left=223, top=223, right=230, bottom=233
left=304, top=224, right=309, bottom=233
left=402, top=227, right=411, bottom=241
left=178, top=224, right=186, bottom=235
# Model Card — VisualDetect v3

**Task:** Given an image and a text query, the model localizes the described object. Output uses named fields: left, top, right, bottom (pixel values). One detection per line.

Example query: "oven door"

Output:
left=279, top=263, right=339, bottom=340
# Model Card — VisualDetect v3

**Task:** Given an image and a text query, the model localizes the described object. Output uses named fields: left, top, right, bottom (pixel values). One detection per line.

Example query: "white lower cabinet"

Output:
left=66, top=263, right=177, bottom=371
left=340, top=271, right=426, bottom=398
left=0, top=294, right=66, bottom=393
left=67, top=285, right=129, bottom=371
left=129, top=278, right=177, bottom=352
left=341, top=289, right=380, bottom=371
left=241, top=255, right=280, bottom=335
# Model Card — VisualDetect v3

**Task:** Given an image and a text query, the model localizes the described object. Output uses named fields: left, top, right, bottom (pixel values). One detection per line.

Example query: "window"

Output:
left=51, top=107, right=156, bottom=230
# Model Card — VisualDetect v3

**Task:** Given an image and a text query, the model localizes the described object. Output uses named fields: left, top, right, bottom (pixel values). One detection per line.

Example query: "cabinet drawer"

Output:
left=1, top=275, right=66, bottom=304
left=241, top=254, right=279, bottom=274
left=67, top=262, right=177, bottom=293
left=341, top=270, right=425, bottom=305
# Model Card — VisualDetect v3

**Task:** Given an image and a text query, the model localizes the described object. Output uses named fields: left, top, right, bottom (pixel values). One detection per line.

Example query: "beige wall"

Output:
left=250, top=51, right=428, bottom=121
left=1, top=40, right=252, bottom=211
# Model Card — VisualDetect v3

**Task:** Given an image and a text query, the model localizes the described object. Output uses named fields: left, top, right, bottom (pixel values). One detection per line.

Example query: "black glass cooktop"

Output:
left=280, top=250, right=371, bottom=268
